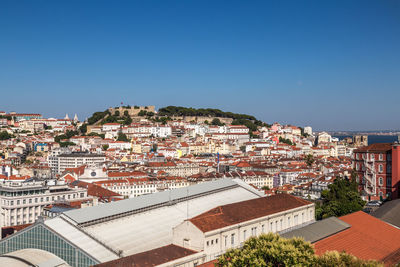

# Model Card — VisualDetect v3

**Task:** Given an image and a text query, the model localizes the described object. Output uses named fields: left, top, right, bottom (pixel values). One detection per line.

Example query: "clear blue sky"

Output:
left=1, top=0, right=399, bottom=131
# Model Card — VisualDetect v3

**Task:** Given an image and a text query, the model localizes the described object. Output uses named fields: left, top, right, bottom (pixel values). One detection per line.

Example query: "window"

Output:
left=294, top=215, right=298, bottom=225
left=262, top=224, right=265, bottom=233
left=379, top=177, right=383, bottom=186
left=371, top=154, right=374, bottom=160
left=243, top=230, right=247, bottom=240
left=224, top=236, right=228, bottom=247
left=211, top=240, right=213, bottom=245
left=231, top=233, right=235, bottom=246
left=387, top=178, right=392, bottom=186
left=379, top=153, right=383, bottom=160
left=379, top=164, right=383, bottom=173
left=270, top=222, right=273, bottom=231
left=288, top=217, right=291, bottom=227
left=252, top=227, right=257, bottom=236
left=206, top=241, right=209, bottom=246
left=216, top=238, right=218, bottom=244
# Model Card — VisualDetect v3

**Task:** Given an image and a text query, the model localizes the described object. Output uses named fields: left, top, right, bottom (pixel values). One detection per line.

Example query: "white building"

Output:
left=102, top=123, right=121, bottom=132
left=0, top=179, right=90, bottom=228
left=48, top=152, right=106, bottom=174
left=108, top=141, right=131, bottom=150
left=173, top=194, right=315, bottom=261
left=150, top=126, right=172, bottom=138
left=304, top=126, right=312, bottom=136
left=94, top=178, right=190, bottom=198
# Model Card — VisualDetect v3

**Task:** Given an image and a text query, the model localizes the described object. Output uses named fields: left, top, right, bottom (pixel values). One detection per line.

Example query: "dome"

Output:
left=0, top=248, right=71, bottom=267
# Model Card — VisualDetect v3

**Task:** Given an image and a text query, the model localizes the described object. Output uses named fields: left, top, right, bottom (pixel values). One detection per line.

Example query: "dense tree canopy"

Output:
left=315, top=176, right=366, bottom=220
left=54, top=130, right=78, bottom=143
left=117, top=132, right=129, bottom=142
left=279, top=137, right=294, bottom=146
left=216, top=233, right=382, bottom=267
left=217, top=233, right=315, bottom=267
left=87, top=110, right=110, bottom=125
left=211, top=118, right=224, bottom=126
left=0, top=131, right=13, bottom=140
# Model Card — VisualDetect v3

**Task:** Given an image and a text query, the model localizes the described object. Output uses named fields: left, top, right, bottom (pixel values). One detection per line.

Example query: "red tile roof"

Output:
left=94, top=244, right=197, bottom=267
left=355, top=143, right=393, bottom=153
left=190, top=194, right=312, bottom=233
left=314, top=211, right=400, bottom=264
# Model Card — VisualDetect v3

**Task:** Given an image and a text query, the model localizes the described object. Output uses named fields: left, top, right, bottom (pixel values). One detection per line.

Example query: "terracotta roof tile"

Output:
left=314, top=211, right=400, bottom=264
left=94, top=244, right=197, bottom=267
left=190, top=194, right=312, bottom=233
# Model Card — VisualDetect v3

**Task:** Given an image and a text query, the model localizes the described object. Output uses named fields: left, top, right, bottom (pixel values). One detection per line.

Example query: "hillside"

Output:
left=82, top=105, right=267, bottom=134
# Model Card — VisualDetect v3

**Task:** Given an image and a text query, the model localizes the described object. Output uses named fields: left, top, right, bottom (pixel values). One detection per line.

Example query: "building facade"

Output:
left=0, top=180, right=89, bottom=228
left=353, top=143, right=400, bottom=200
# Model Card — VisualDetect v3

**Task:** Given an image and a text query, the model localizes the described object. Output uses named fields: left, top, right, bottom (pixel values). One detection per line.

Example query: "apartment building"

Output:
left=0, top=179, right=89, bottom=229
left=353, top=143, right=400, bottom=200
left=94, top=177, right=189, bottom=198
left=48, top=152, right=106, bottom=174
left=172, top=194, right=315, bottom=261
left=147, top=161, right=200, bottom=177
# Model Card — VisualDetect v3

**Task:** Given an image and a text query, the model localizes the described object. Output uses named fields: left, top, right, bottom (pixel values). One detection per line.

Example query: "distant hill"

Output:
left=82, top=105, right=267, bottom=134
left=157, top=106, right=266, bottom=132
left=158, top=106, right=258, bottom=121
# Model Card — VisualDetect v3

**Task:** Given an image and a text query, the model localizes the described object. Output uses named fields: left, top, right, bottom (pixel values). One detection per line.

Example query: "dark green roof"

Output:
left=281, top=217, right=350, bottom=243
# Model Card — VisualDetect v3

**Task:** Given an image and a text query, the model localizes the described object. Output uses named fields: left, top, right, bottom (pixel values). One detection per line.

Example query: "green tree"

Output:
left=101, top=115, right=118, bottom=124
left=316, top=176, right=366, bottom=220
left=261, top=185, right=270, bottom=190
left=54, top=130, right=78, bottom=143
left=87, top=110, right=110, bottom=125
left=279, top=137, right=293, bottom=146
left=211, top=118, right=224, bottom=126
left=114, top=110, right=120, bottom=116
left=216, top=233, right=316, bottom=267
left=123, top=116, right=132, bottom=125
left=152, top=144, right=158, bottom=152
left=80, top=123, right=88, bottom=134
left=316, top=251, right=383, bottom=267
left=102, top=144, right=109, bottom=151
left=59, top=141, right=76, bottom=147
left=117, top=132, right=129, bottom=142
left=138, top=110, right=147, bottom=116
left=240, top=145, right=246, bottom=153
left=217, top=233, right=382, bottom=267
left=305, top=154, right=315, bottom=167
left=0, top=131, right=12, bottom=140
